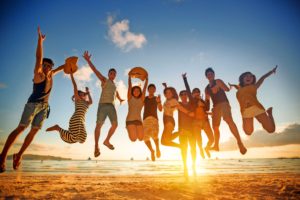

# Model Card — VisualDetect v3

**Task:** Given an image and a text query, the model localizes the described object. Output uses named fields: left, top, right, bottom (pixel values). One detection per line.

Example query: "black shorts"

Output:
left=126, top=120, right=143, bottom=126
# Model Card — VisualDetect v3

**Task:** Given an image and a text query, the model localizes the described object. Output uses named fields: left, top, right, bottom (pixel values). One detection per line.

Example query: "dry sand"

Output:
left=0, top=173, right=299, bottom=199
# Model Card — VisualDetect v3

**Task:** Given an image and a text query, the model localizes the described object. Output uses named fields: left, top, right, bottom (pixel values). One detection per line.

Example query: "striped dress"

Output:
left=59, top=99, right=89, bottom=144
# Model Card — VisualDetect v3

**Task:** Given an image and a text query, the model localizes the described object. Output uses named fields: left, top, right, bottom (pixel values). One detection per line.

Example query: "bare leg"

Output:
left=212, top=126, right=220, bottom=151
left=154, top=139, right=161, bottom=158
left=179, top=134, right=188, bottom=178
left=194, top=126, right=205, bottom=159
left=224, top=116, right=247, bottom=155
left=126, top=125, right=138, bottom=142
left=161, top=124, right=181, bottom=148
left=103, top=123, right=117, bottom=149
left=94, top=123, right=102, bottom=157
left=242, top=118, right=254, bottom=135
left=144, top=140, right=155, bottom=161
left=46, top=124, right=60, bottom=132
left=203, top=121, right=214, bottom=158
left=136, top=125, right=144, bottom=141
left=13, top=127, right=40, bottom=170
left=0, top=125, right=26, bottom=171
left=188, top=133, right=197, bottom=176
left=256, top=108, right=275, bottom=133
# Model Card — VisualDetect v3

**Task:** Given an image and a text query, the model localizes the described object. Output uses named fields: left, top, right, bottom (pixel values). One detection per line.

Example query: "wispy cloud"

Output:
left=220, top=123, right=300, bottom=151
left=64, top=64, right=94, bottom=90
left=107, top=15, right=147, bottom=52
left=0, top=83, right=7, bottom=89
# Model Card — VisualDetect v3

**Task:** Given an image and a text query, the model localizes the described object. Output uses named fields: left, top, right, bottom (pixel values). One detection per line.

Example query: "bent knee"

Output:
left=243, top=127, right=253, bottom=135
left=265, top=126, right=275, bottom=133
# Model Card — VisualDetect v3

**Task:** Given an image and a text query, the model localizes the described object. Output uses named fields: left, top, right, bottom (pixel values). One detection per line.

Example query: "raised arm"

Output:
left=176, top=104, right=194, bottom=117
left=256, top=65, right=277, bottom=89
left=52, top=64, right=64, bottom=76
left=205, top=87, right=211, bottom=111
left=156, top=95, right=163, bottom=112
left=83, top=51, right=107, bottom=84
left=34, top=26, right=45, bottom=74
left=216, top=79, right=230, bottom=92
left=141, top=77, right=148, bottom=101
left=85, top=87, right=93, bottom=105
left=70, top=72, right=80, bottom=101
left=228, top=82, right=240, bottom=90
left=127, top=76, right=132, bottom=100
left=182, top=73, right=193, bottom=100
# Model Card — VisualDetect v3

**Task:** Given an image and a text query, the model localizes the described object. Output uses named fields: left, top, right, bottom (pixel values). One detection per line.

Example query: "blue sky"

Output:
left=0, top=0, right=299, bottom=160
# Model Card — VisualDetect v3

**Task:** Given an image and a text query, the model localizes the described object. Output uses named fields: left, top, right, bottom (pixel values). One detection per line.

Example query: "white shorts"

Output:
left=242, top=105, right=265, bottom=118
left=143, top=116, right=159, bottom=141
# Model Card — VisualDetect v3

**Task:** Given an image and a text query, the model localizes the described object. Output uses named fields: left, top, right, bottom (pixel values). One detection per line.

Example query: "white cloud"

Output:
left=115, top=80, right=128, bottom=102
left=107, top=15, right=147, bottom=52
left=0, top=83, right=7, bottom=89
left=64, top=65, right=94, bottom=90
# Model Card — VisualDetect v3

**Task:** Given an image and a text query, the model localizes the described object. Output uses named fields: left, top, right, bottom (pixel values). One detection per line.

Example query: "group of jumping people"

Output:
left=0, top=27, right=277, bottom=177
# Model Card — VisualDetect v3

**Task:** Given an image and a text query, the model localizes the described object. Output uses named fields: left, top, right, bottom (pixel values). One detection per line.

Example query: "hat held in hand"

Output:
left=128, top=66, right=148, bottom=81
left=64, top=56, right=78, bottom=74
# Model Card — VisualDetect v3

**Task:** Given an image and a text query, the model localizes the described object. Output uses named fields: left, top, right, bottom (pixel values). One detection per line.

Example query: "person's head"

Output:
left=42, top=58, right=54, bottom=75
left=163, top=87, right=178, bottom=100
left=72, top=90, right=87, bottom=101
left=205, top=67, right=215, bottom=82
left=131, top=86, right=142, bottom=98
left=192, top=88, right=201, bottom=99
left=147, top=84, right=156, bottom=95
left=239, top=72, right=256, bottom=87
left=179, top=90, right=188, bottom=103
left=108, top=68, right=117, bottom=80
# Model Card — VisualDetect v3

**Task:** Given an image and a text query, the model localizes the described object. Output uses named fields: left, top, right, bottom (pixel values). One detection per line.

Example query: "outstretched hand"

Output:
left=271, top=65, right=278, bottom=74
left=182, top=73, right=187, bottom=78
left=83, top=51, right=92, bottom=61
left=38, top=26, right=46, bottom=42
left=162, top=82, right=167, bottom=88
left=156, top=95, right=161, bottom=103
left=85, top=87, right=89, bottom=93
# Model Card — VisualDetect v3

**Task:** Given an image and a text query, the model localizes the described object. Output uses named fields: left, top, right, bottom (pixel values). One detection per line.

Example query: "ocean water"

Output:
left=3, top=158, right=300, bottom=175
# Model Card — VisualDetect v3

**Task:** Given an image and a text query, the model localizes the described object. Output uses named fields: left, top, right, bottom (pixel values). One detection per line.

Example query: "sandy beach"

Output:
left=0, top=173, right=299, bottom=199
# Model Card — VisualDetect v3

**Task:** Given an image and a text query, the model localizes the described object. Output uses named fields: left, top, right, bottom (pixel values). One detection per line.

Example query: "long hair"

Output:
left=164, top=87, right=179, bottom=100
left=239, top=72, right=256, bottom=87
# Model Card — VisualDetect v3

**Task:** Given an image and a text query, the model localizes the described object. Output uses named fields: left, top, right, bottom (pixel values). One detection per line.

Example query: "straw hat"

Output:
left=128, top=66, right=148, bottom=81
left=63, top=56, right=78, bottom=74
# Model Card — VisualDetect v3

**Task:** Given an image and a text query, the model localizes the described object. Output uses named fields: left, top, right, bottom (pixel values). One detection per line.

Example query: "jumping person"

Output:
left=143, top=84, right=162, bottom=161
left=229, top=66, right=277, bottom=135
left=0, top=27, right=64, bottom=172
left=126, top=76, right=148, bottom=142
left=204, top=68, right=247, bottom=155
left=83, top=51, right=124, bottom=157
left=177, top=88, right=197, bottom=177
left=46, top=71, right=92, bottom=143
left=161, top=83, right=193, bottom=148
left=182, top=73, right=214, bottom=159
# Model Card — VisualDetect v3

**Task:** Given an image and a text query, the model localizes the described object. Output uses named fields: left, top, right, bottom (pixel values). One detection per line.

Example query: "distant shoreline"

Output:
left=6, top=154, right=72, bottom=161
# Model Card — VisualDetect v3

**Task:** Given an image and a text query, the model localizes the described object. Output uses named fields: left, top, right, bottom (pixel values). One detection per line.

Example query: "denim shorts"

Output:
left=19, top=102, right=49, bottom=129
left=96, top=103, right=118, bottom=125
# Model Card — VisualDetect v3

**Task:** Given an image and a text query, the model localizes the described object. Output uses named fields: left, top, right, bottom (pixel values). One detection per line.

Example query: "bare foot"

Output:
left=205, top=146, right=211, bottom=158
left=151, top=150, right=155, bottom=161
left=13, top=153, right=21, bottom=170
left=94, top=147, right=100, bottom=158
left=156, top=149, right=161, bottom=158
left=0, top=154, right=5, bottom=173
left=103, top=141, right=115, bottom=150
left=238, top=143, right=247, bottom=155
left=200, top=148, right=205, bottom=159
left=210, top=145, right=219, bottom=151
left=46, top=125, right=59, bottom=132
left=267, top=107, right=273, bottom=116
